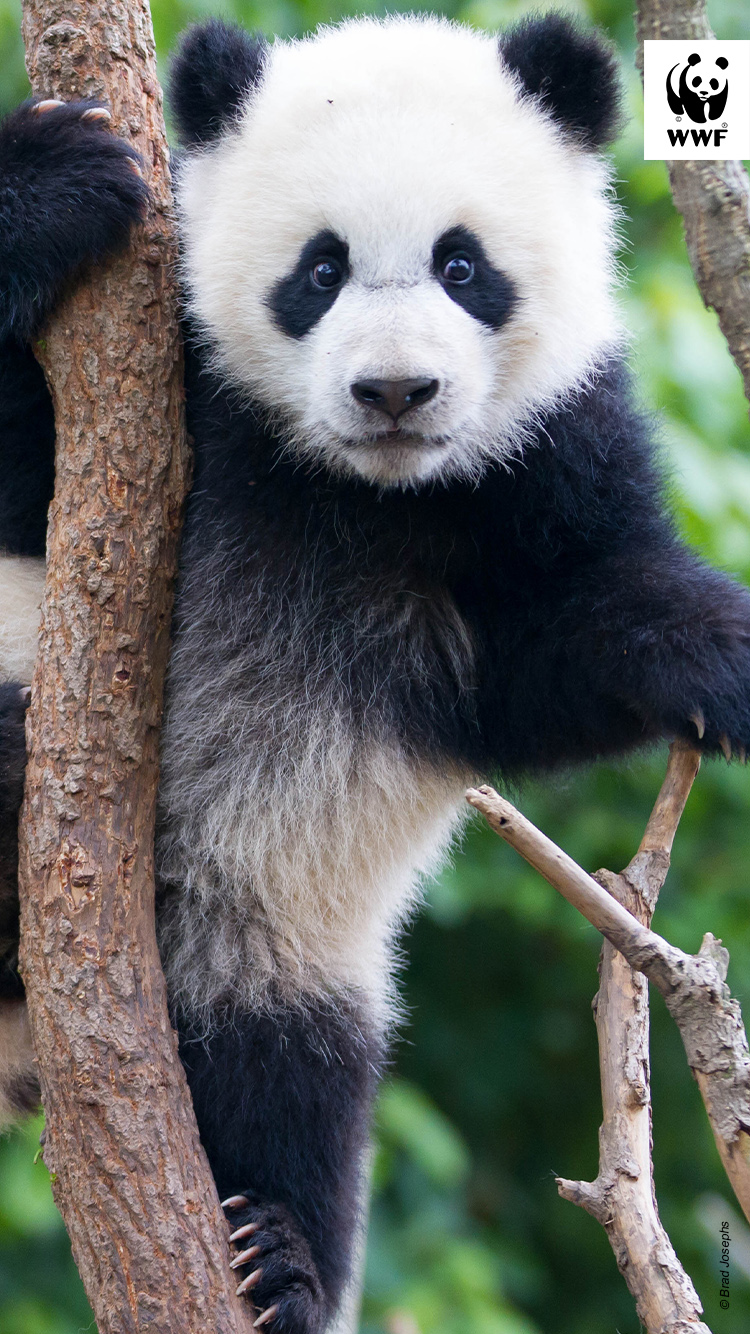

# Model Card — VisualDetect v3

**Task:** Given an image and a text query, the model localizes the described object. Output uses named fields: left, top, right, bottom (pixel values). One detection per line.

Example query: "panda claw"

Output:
left=254, top=1306, right=279, bottom=1328
left=230, top=1245, right=261, bottom=1269
left=229, top=1222, right=259, bottom=1242
left=221, top=1194, right=250, bottom=1210
left=738, top=745, right=747, bottom=765
left=127, top=158, right=144, bottom=178
left=81, top=106, right=112, bottom=123
left=689, top=708, right=705, bottom=740
left=19, top=686, right=31, bottom=706
left=33, top=99, right=64, bottom=114
left=719, top=733, right=732, bottom=763
left=236, top=1267, right=263, bottom=1296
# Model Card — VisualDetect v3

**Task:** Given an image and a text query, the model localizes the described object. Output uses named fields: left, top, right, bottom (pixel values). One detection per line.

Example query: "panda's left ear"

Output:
left=499, top=13, right=622, bottom=150
left=170, top=20, right=268, bottom=147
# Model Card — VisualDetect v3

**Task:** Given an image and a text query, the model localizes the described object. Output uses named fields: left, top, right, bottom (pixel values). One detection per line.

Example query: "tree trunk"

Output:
left=18, top=3, right=254, bottom=1330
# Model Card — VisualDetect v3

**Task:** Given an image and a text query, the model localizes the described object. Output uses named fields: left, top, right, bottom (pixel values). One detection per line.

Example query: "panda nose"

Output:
left=351, top=377, right=439, bottom=422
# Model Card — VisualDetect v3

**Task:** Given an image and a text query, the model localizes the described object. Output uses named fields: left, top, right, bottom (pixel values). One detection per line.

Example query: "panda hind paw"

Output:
left=223, top=1197, right=327, bottom=1334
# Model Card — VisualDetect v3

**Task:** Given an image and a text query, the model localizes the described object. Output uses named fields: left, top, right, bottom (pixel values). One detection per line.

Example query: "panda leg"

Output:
left=175, top=998, right=384, bottom=1334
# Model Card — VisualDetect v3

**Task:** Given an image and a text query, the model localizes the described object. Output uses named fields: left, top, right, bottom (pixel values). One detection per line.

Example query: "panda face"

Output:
left=178, top=16, right=622, bottom=487
left=686, top=55, right=729, bottom=101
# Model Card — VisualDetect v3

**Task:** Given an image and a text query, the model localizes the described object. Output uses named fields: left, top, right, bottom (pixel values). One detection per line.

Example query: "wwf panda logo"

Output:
left=666, top=52, right=729, bottom=123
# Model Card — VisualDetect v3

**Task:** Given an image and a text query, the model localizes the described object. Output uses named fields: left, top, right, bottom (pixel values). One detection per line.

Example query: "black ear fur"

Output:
left=170, top=20, right=268, bottom=147
left=499, top=13, right=622, bottom=150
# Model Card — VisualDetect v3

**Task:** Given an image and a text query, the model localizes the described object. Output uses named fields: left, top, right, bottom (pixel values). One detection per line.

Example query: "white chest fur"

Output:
left=156, top=697, right=471, bottom=1024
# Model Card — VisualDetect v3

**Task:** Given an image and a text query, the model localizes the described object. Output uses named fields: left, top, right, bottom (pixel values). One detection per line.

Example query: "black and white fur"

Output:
left=2, top=13, right=750, bottom=1333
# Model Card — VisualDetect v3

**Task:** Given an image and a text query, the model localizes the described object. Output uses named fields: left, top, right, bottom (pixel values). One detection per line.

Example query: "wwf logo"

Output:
left=643, top=39, right=749, bottom=161
left=666, top=52, right=729, bottom=123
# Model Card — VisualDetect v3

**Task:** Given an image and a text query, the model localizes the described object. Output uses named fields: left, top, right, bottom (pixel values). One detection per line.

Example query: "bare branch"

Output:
left=561, top=746, right=709, bottom=1333
left=465, top=782, right=685, bottom=970
left=467, top=745, right=750, bottom=1328
left=466, top=776, right=750, bottom=1218
left=622, top=740, right=701, bottom=907
left=17, top=2, right=255, bottom=1329
left=557, top=915, right=709, bottom=1334
left=635, top=0, right=750, bottom=407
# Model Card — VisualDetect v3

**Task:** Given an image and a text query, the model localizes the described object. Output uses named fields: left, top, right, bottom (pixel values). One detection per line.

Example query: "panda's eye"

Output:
left=441, top=254, right=474, bottom=284
left=710, top=78, right=719, bottom=89
left=692, top=75, right=702, bottom=86
left=311, top=259, right=343, bottom=289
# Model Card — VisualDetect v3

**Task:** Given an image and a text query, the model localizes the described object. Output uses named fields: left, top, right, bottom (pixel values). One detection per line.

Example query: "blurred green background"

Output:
left=2, top=0, right=750, bottom=1330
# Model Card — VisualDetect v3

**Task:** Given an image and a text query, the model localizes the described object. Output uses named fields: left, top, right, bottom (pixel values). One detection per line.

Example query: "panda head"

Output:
left=685, top=52, right=728, bottom=100
left=171, top=14, right=623, bottom=488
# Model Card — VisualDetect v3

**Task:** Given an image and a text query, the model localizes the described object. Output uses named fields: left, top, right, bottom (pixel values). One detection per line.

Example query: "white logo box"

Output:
left=643, top=39, right=750, bottom=160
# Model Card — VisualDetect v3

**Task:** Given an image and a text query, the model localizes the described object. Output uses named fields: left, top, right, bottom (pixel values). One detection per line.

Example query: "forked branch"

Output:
left=467, top=743, right=750, bottom=1333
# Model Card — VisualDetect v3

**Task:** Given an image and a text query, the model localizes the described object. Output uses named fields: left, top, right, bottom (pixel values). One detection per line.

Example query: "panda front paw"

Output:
left=0, top=98, right=150, bottom=340
left=223, top=1195, right=327, bottom=1334
left=683, top=706, right=748, bottom=764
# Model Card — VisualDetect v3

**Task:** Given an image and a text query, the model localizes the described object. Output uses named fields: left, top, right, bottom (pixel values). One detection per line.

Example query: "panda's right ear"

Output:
left=499, top=13, right=621, bottom=150
left=170, top=20, right=268, bottom=147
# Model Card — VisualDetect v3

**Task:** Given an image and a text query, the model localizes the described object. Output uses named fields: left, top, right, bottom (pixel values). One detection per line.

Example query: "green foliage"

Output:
left=2, top=1, right=750, bottom=1331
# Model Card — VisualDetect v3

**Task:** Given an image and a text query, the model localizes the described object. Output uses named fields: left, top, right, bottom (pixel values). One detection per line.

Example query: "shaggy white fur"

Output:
left=0, top=555, right=44, bottom=683
left=177, top=14, right=623, bottom=487
left=157, top=602, right=472, bottom=1025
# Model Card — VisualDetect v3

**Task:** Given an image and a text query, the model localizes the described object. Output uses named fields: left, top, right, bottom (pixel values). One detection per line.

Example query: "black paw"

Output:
left=683, top=706, right=748, bottom=764
left=0, top=98, right=150, bottom=340
left=222, top=1194, right=328, bottom=1334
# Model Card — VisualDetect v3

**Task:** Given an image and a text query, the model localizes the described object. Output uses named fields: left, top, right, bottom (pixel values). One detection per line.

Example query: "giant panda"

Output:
left=2, top=12, right=750, bottom=1333
left=666, top=51, right=729, bottom=123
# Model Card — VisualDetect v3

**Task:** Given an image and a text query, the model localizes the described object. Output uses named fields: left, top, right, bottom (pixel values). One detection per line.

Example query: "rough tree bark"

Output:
left=17, top=3, right=255, bottom=1330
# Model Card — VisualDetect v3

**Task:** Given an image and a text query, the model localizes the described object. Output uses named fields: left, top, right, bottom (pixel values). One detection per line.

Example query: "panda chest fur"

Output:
left=154, top=527, right=476, bottom=1018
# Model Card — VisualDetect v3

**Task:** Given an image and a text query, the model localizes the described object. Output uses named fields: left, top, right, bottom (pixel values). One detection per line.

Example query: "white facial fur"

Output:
left=178, top=15, right=623, bottom=487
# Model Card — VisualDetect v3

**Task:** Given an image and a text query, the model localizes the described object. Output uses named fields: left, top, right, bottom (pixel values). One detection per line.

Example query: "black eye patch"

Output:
left=267, top=230, right=350, bottom=339
left=433, top=226, right=517, bottom=331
